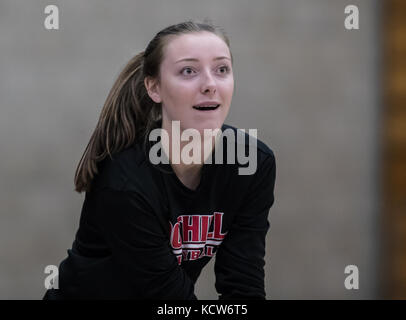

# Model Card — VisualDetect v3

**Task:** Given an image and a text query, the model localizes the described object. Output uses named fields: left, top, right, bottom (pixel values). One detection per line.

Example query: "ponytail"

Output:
left=74, top=51, right=161, bottom=193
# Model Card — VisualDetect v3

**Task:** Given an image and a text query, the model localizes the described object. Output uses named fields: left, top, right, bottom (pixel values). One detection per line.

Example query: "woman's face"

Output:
left=147, top=31, right=234, bottom=135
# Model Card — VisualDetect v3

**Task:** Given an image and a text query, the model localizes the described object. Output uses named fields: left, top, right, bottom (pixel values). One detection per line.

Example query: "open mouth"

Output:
left=193, top=104, right=220, bottom=111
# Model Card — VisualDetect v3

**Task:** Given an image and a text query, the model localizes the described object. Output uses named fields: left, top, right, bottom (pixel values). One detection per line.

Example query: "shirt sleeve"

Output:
left=214, top=152, right=276, bottom=300
left=94, top=187, right=197, bottom=300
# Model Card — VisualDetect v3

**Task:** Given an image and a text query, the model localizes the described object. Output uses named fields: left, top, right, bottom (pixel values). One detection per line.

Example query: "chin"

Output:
left=192, top=121, right=223, bottom=134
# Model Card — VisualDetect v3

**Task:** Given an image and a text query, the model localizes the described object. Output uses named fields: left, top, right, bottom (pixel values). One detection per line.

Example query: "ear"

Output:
left=144, top=76, right=162, bottom=103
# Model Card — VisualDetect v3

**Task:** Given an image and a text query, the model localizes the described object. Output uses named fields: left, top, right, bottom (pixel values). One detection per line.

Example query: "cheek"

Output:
left=221, top=80, right=234, bottom=100
left=162, top=78, right=196, bottom=101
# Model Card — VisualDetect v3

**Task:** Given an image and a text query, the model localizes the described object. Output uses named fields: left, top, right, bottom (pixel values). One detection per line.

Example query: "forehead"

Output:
left=162, top=31, right=231, bottom=63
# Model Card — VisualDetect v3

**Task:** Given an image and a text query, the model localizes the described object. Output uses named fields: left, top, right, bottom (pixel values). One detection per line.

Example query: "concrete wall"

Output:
left=0, top=0, right=380, bottom=299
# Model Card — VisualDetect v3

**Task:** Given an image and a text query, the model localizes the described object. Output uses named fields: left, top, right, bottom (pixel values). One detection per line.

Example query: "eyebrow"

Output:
left=175, top=56, right=231, bottom=64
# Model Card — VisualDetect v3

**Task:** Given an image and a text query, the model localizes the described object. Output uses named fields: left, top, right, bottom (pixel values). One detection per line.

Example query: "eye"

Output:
left=218, top=65, right=230, bottom=74
left=180, top=67, right=196, bottom=76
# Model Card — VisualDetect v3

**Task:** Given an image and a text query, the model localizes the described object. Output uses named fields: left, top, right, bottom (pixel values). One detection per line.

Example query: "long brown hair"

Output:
left=74, top=19, right=233, bottom=193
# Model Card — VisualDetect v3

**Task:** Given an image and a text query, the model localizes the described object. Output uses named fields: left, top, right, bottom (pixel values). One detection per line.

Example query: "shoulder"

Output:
left=87, top=143, right=169, bottom=231
left=90, top=142, right=157, bottom=193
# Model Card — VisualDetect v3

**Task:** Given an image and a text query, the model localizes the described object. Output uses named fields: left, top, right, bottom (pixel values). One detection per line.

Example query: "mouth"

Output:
left=192, top=104, right=220, bottom=111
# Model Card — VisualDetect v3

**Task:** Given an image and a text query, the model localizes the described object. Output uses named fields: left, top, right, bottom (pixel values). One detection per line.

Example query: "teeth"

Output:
left=193, top=104, right=219, bottom=109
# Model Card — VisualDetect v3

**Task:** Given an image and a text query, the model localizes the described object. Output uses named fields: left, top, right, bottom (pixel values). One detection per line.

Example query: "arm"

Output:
left=95, top=187, right=197, bottom=300
left=214, top=153, right=276, bottom=300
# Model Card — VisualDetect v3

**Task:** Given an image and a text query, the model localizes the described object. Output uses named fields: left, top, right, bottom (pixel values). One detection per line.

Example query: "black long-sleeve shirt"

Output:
left=43, top=123, right=276, bottom=300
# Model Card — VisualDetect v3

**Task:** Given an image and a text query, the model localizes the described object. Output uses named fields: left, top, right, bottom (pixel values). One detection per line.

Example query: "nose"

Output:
left=200, top=69, right=217, bottom=94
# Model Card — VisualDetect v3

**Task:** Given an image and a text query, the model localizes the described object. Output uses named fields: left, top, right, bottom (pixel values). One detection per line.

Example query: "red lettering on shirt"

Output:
left=169, top=212, right=227, bottom=264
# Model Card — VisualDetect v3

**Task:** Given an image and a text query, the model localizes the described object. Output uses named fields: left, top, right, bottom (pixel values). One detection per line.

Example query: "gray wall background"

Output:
left=0, top=0, right=381, bottom=299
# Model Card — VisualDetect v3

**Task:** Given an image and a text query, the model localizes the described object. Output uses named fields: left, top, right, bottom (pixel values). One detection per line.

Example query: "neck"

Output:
left=161, top=120, right=222, bottom=190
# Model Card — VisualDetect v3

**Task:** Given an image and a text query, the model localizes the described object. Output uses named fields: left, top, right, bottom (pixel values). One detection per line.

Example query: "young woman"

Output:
left=43, top=20, right=276, bottom=300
